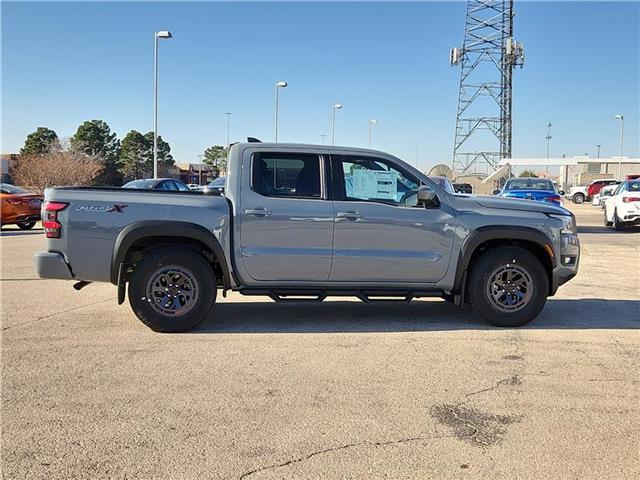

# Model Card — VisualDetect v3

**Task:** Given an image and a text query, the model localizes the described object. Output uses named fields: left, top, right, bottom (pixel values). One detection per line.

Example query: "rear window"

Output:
left=252, top=153, right=321, bottom=198
left=123, top=179, right=157, bottom=189
left=0, top=183, right=27, bottom=194
left=504, top=179, right=554, bottom=191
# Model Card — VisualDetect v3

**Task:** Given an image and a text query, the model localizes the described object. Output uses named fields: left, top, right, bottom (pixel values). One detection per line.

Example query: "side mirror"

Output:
left=558, top=190, right=565, bottom=196
left=417, top=186, right=439, bottom=208
left=492, top=189, right=501, bottom=195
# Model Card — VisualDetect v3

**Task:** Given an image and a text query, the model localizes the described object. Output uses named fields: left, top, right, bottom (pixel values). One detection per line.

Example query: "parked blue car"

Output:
left=494, top=178, right=564, bottom=206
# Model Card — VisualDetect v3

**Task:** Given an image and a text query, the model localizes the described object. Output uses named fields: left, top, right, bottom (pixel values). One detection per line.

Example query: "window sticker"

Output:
left=352, top=169, right=397, bottom=200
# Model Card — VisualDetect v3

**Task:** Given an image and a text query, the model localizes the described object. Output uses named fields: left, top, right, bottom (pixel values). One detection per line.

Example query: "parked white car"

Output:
left=597, top=184, right=618, bottom=208
left=565, top=185, right=588, bottom=204
left=604, top=180, right=640, bottom=230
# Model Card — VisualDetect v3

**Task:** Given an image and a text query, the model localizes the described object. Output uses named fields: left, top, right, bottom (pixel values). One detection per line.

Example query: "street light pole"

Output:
left=331, top=103, right=342, bottom=146
left=545, top=122, right=552, bottom=175
left=615, top=114, right=624, bottom=179
left=368, top=119, right=377, bottom=148
left=596, top=144, right=602, bottom=159
left=225, top=112, right=232, bottom=175
left=274, top=81, right=287, bottom=142
left=153, top=30, right=172, bottom=179
left=320, top=134, right=326, bottom=145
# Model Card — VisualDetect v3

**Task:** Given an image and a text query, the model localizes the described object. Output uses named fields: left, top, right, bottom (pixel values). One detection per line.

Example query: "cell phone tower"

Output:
left=450, top=0, right=524, bottom=176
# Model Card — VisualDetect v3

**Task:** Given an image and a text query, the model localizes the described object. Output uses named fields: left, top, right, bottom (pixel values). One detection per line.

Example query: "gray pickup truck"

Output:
left=35, top=142, right=580, bottom=332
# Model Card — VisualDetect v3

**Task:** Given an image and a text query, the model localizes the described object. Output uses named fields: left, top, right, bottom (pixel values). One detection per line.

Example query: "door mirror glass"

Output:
left=492, top=189, right=501, bottom=195
left=558, top=189, right=565, bottom=196
left=417, top=186, right=439, bottom=208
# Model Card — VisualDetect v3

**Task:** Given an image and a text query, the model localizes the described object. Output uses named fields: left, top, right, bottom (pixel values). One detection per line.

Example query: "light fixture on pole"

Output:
left=368, top=119, right=377, bottom=148
left=225, top=112, right=232, bottom=175
left=153, top=30, right=172, bottom=179
left=331, top=103, right=342, bottom=145
left=274, top=81, right=288, bottom=142
left=614, top=114, right=624, bottom=179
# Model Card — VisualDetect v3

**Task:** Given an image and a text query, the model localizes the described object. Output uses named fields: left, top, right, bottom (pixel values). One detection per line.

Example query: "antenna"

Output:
left=450, top=0, right=525, bottom=177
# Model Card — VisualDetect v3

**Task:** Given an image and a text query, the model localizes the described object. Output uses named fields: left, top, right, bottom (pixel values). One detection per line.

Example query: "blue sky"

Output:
left=2, top=1, right=639, bottom=173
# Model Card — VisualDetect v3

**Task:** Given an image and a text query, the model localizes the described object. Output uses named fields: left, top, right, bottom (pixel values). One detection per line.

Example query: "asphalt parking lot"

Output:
left=1, top=203, right=638, bottom=480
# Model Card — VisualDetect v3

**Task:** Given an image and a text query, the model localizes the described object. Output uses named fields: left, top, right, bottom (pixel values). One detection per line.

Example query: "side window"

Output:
left=174, top=181, right=190, bottom=191
left=334, top=155, right=421, bottom=207
left=252, top=153, right=322, bottom=198
left=157, top=181, right=173, bottom=191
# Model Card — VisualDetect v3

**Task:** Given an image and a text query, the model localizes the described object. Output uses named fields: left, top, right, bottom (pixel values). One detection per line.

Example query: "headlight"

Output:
left=547, top=213, right=576, bottom=234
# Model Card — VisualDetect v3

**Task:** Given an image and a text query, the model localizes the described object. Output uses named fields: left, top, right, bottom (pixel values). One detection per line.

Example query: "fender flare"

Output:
left=452, top=225, right=556, bottom=293
left=110, top=220, right=231, bottom=290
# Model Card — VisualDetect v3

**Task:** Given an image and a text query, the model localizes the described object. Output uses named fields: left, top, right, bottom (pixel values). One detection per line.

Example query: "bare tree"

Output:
left=10, top=148, right=103, bottom=194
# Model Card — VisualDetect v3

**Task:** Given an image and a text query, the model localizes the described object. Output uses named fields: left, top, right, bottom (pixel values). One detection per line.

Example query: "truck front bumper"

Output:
left=34, top=251, right=73, bottom=280
left=550, top=233, right=580, bottom=295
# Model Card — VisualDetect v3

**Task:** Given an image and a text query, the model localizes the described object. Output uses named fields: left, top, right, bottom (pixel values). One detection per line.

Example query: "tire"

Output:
left=467, top=246, right=549, bottom=327
left=613, top=209, right=626, bottom=231
left=572, top=193, right=585, bottom=204
left=128, top=247, right=217, bottom=332
left=603, top=208, right=612, bottom=227
left=17, top=221, right=36, bottom=230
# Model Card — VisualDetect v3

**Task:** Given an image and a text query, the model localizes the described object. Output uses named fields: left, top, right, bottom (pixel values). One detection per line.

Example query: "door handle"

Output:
left=245, top=208, right=272, bottom=216
left=336, top=211, right=363, bottom=220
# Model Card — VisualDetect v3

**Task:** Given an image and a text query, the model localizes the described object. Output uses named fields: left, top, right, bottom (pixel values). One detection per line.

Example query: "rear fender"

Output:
left=110, top=220, right=231, bottom=290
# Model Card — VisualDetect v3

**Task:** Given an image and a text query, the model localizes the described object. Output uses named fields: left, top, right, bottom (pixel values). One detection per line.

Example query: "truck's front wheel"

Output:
left=128, top=247, right=217, bottom=332
left=467, top=246, right=548, bottom=327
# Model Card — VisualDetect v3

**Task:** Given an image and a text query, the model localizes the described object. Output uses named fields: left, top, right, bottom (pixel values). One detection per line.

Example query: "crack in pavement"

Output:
left=459, top=375, right=522, bottom=406
left=2, top=297, right=115, bottom=331
left=238, top=433, right=460, bottom=479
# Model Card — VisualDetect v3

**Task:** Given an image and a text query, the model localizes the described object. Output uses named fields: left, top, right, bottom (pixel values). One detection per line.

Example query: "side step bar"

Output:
left=238, top=288, right=442, bottom=304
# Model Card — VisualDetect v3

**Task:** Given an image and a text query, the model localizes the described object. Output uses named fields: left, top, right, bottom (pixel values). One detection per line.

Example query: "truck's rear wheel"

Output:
left=128, top=247, right=216, bottom=332
left=467, top=246, right=548, bottom=327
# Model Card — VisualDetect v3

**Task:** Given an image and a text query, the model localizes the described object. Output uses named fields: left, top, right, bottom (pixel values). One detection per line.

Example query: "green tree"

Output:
left=519, top=170, right=539, bottom=178
left=20, top=127, right=60, bottom=156
left=71, top=120, right=121, bottom=185
left=143, top=132, right=174, bottom=169
left=118, top=130, right=149, bottom=180
left=203, top=145, right=227, bottom=174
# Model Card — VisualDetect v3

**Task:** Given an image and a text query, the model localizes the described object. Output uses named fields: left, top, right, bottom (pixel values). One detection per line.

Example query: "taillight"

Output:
left=545, top=195, right=561, bottom=203
left=43, top=201, right=68, bottom=238
left=622, top=197, right=640, bottom=203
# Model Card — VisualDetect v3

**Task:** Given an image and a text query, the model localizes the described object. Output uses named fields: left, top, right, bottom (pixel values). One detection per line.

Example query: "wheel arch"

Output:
left=453, top=226, right=556, bottom=297
left=111, top=221, right=232, bottom=292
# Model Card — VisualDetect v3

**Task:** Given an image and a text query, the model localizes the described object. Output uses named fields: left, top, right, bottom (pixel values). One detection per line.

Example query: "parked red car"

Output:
left=586, top=179, right=620, bottom=201
left=0, top=183, right=43, bottom=230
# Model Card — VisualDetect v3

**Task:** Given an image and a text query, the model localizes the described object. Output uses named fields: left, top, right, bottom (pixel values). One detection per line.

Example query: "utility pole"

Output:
left=368, top=119, right=377, bottom=148
left=225, top=112, right=232, bottom=175
left=197, top=154, right=204, bottom=185
left=331, top=103, right=342, bottom=145
left=153, top=30, right=173, bottom=179
left=545, top=122, right=552, bottom=175
left=615, top=114, right=624, bottom=179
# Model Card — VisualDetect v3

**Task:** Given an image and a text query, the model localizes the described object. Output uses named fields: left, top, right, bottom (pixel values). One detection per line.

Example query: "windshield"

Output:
left=0, top=183, right=27, bottom=194
left=208, top=177, right=226, bottom=187
left=428, top=176, right=455, bottom=194
left=122, top=179, right=157, bottom=189
left=626, top=180, right=640, bottom=192
left=504, top=178, right=554, bottom=191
